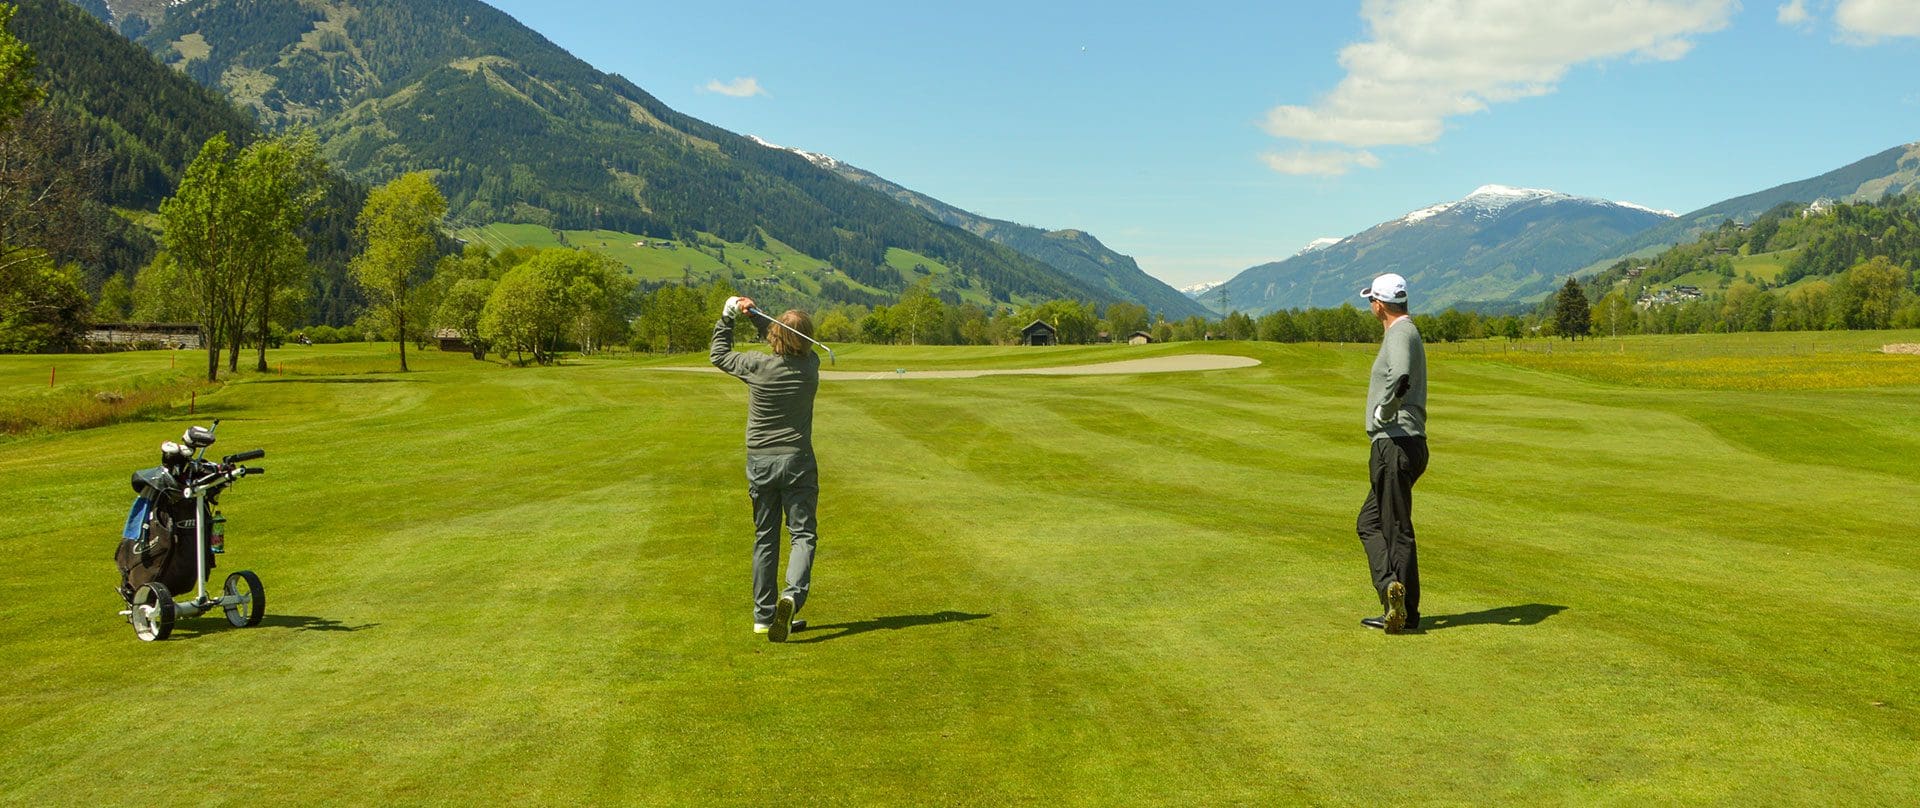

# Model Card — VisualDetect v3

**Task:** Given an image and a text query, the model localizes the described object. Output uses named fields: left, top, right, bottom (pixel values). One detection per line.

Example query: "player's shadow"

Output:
left=790, top=610, right=991, bottom=644
left=1419, top=604, right=1566, bottom=631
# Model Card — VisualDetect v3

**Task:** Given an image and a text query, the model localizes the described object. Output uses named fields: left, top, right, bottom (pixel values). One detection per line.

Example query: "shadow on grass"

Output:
left=1420, top=604, right=1566, bottom=631
left=789, top=610, right=991, bottom=644
left=248, top=378, right=416, bottom=385
left=173, top=614, right=379, bottom=638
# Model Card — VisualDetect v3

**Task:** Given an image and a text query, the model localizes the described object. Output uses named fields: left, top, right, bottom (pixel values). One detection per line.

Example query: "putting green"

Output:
left=1, top=334, right=1917, bottom=805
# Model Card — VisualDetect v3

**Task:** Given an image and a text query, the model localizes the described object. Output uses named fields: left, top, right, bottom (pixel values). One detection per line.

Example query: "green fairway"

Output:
left=3, top=334, right=1918, bottom=804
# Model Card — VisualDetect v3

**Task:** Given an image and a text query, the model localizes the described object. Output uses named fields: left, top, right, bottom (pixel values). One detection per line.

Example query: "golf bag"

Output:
left=115, top=464, right=216, bottom=605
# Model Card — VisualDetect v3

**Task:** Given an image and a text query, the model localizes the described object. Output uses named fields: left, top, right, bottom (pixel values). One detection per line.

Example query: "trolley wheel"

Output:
left=131, top=582, right=175, bottom=642
left=222, top=570, right=265, bottom=628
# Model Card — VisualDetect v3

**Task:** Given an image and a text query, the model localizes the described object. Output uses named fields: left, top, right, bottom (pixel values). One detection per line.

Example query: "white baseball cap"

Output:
left=1359, top=273, right=1408, bottom=304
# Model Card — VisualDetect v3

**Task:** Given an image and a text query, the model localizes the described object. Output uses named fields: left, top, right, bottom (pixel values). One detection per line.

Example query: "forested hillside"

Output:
left=1577, top=193, right=1920, bottom=334
left=778, top=146, right=1211, bottom=319
left=1610, top=142, right=1920, bottom=258
left=20, top=0, right=250, bottom=210
left=16, top=0, right=364, bottom=321
left=137, top=0, right=1120, bottom=310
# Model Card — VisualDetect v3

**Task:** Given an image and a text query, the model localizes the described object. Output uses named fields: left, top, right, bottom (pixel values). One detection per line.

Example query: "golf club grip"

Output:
left=226, top=448, right=266, bottom=463
left=243, top=467, right=265, bottom=475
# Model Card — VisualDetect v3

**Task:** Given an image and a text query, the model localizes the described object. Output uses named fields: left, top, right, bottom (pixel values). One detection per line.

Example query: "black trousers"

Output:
left=1357, top=436, right=1428, bottom=620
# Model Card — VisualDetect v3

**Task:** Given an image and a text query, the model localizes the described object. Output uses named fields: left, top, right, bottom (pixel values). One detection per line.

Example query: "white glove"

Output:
left=1373, top=404, right=1390, bottom=424
left=723, top=296, right=744, bottom=318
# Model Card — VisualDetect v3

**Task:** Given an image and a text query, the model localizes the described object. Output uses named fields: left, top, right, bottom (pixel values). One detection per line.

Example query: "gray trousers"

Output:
left=747, top=452, right=819, bottom=624
left=1358, top=436, right=1427, bottom=621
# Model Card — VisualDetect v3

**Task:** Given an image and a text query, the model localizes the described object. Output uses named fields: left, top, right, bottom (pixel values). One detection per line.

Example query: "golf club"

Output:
left=746, top=306, right=836, bottom=365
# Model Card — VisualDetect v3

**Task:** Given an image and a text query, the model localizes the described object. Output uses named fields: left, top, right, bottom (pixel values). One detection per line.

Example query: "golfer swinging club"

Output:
left=712, top=295, right=821, bottom=642
left=1356, top=273, right=1428, bottom=634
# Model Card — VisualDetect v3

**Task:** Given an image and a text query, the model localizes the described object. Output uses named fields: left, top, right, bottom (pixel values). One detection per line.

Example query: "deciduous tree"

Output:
left=351, top=172, right=446, bottom=371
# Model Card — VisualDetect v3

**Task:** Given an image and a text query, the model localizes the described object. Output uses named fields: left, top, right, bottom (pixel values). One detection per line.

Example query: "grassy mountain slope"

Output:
left=785, top=150, right=1211, bottom=319
left=136, top=0, right=1122, bottom=310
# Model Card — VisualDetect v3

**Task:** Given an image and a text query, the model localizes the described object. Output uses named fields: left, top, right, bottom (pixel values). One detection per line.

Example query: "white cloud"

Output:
left=1835, top=0, right=1920, bottom=40
left=1261, top=0, right=1736, bottom=172
left=1777, top=0, right=1811, bottom=25
left=702, top=77, right=767, bottom=98
left=1261, top=149, right=1383, bottom=176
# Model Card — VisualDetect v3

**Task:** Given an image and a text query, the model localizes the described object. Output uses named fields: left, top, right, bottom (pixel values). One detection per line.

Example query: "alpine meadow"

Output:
left=5, top=0, right=1920, bottom=805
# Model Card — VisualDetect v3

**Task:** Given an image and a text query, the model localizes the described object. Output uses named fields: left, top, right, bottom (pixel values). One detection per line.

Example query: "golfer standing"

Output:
left=1355, top=273, right=1428, bottom=634
left=711, top=296, right=820, bottom=642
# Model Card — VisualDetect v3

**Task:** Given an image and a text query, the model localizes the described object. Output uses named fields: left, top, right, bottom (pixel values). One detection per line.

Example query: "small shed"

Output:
left=436, top=328, right=471, bottom=352
left=83, top=323, right=204, bottom=350
left=1021, top=320, right=1058, bottom=346
left=1128, top=330, right=1153, bottom=346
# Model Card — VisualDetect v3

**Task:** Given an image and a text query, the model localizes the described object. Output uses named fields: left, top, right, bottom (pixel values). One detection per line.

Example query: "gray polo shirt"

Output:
left=1365, top=316, right=1427, bottom=440
left=711, top=316, right=820, bottom=455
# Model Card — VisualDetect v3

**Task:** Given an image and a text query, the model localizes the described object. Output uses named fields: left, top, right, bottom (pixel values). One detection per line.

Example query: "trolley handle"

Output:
left=223, top=448, right=265, bottom=464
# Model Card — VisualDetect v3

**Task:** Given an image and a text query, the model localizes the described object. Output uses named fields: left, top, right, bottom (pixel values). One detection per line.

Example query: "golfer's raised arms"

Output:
left=711, top=297, right=821, bottom=455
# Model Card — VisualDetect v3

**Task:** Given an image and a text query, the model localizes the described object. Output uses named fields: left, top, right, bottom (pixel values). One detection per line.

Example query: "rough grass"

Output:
left=1, top=334, right=1916, bottom=805
left=0, top=351, right=219, bottom=436
left=1446, top=329, right=1920, bottom=390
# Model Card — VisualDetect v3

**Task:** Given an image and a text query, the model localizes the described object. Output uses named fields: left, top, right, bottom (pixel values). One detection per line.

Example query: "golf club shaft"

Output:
left=747, top=307, right=836, bottom=363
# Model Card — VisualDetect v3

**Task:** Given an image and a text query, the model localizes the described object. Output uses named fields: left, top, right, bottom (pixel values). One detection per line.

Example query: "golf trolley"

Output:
left=114, top=420, right=269, bottom=641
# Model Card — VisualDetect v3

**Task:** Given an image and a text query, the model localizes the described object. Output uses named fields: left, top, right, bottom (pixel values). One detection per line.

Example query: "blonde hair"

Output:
left=768, top=309, right=814, bottom=357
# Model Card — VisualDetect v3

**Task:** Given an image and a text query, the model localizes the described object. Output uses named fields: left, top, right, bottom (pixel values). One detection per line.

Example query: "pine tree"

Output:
left=1554, top=278, right=1591, bottom=340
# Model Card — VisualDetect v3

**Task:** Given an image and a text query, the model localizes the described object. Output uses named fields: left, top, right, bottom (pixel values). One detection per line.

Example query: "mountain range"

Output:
left=64, top=0, right=1199, bottom=317
left=1610, top=141, right=1920, bottom=258
left=1215, top=185, right=1676, bottom=315
left=40, top=0, right=1920, bottom=321
left=750, top=137, right=1211, bottom=320
left=1211, top=143, right=1920, bottom=315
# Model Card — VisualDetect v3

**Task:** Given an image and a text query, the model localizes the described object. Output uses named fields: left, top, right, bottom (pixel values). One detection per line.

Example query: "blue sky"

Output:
left=484, top=0, right=1920, bottom=287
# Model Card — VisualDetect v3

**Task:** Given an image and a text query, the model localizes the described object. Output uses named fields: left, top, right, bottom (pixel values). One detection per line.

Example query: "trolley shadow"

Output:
left=174, top=614, right=379, bottom=638
left=1418, top=603, right=1566, bottom=631
left=789, top=610, right=991, bottom=644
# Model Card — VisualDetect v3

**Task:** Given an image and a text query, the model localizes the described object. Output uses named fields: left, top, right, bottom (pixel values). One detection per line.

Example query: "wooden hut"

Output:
left=435, top=328, right=471, bottom=352
left=1021, top=320, right=1058, bottom=346
left=82, top=323, right=204, bottom=350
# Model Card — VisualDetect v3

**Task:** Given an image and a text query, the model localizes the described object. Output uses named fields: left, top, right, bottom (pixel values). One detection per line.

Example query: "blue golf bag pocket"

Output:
left=122, top=497, right=152, bottom=541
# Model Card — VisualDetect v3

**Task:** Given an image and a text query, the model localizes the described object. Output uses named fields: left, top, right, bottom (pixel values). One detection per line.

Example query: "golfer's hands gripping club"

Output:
left=723, top=296, right=757, bottom=319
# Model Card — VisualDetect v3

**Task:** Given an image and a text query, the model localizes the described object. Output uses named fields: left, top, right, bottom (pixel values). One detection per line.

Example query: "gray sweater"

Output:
left=711, top=316, right=820, bottom=455
left=1365, top=317, right=1427, bottom=440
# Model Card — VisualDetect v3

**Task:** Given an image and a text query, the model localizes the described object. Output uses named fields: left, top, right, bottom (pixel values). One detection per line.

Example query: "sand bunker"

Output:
left=1884, top=343, right=1920, bottom=356
left=651, top=353, right=1260, bottom=380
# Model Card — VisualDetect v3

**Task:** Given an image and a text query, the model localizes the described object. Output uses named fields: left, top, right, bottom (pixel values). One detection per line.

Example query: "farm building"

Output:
left=436, top=328, right=471, bottom=352
left=1128, top=331, right=1153, bottom=345
left=83, top=323, right=203, bottom=350
left=1021, top=320, right=1058, bottom=346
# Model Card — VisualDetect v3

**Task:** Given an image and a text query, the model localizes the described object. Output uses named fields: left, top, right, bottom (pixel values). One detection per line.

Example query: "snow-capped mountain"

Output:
left=1181, top=281, right=1224, bottom=299
left=747, top=135, right=843, bottom=171
left=1296, top=237, right=1343, bottom=256
left=1397, top=185, right=1676, bottom=225
left=1215, top=185, right=1678, bottom=314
